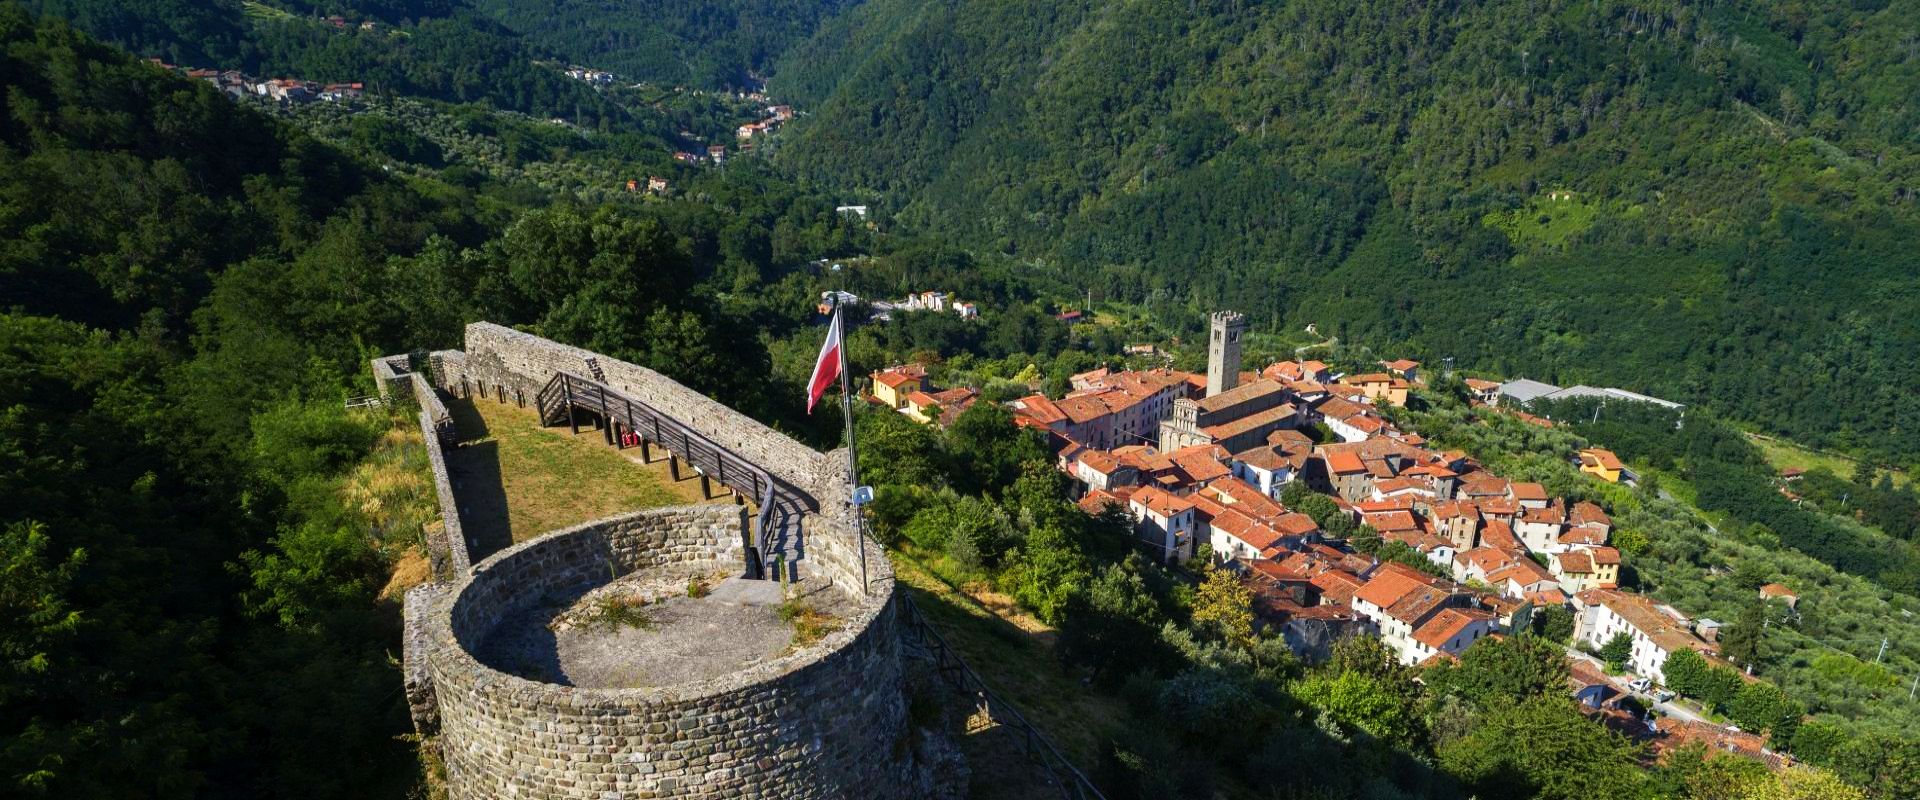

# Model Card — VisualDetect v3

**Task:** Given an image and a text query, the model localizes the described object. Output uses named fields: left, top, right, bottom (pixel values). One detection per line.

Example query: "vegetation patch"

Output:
left=776, top=599, right=841, bottom=650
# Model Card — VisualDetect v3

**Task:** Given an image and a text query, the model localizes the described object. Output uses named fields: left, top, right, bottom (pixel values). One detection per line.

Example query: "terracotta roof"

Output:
left=1413, top=608, right=1491, bottom=650
left=1365, top=510, right=1420, bottom=533
left=1385, top=585, right=1457, bottom=625
left=1196, top=379, right=1287, bottom=413
left=1310, top=569, right=1365, bottom=604
left=1384, top=359, right=1421, bottom=372
left=1479, top=520, right=1521, bottom=551
left=1509, top=482, right=1548, bottom=502
left=1012, top=394, right=1066, bottom=425
left=1324, top=451, right=1367, bottom=475
left=1211, top=510, right=1284, bottom=552
left=1557, top=551, right=1594, bottom=574
left=1571, top=501, right=1612, bottom=528
left=1371, top=477, right=1431, bottom=497
left=1078, top=489, right=1126, bottom=515
left=1432, top=499, right=1480, bottom=521
left=1200, top=403, right=1298, bottom=440
left=1581, top=448, right=1625, bottom=471
left=1588, top=546, right=1621, bottom=567
left=1559, top=525, right=1609, bottom=547
left=873, top=365, right=925, bottom=388
left=1463, top=378, right=1501, bottom=391
left=1272, top=512, right=1320, bottom=537
left=1130, top=486, right=1193, bottom=518
left=1759, top=583, right=1797, bottom=598
left=1487, top=558, right=1555, bottom=588
left=1354, top=570, right=1431, bottom=610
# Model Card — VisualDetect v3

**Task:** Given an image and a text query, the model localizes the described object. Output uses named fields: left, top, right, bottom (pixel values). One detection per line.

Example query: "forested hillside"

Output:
left=0, top=7, right=864, bottom=796
left=773, top=0, right=1920, bottom=464
left=468, top=0, right=859, bottom=88
left=23, top=0, right=629, bottom=123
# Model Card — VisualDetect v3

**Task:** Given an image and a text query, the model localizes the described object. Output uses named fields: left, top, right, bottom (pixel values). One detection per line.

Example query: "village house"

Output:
left=1341, top=373, right=1411, bottom=407
left=1127, top=486, right=1197, bottom=563
left=904, top=387, right=978, bottom=426
left=1579, top=448, right=1631, bottom=484
left=1573, top=589, right=1716, bottom=685
left=1231, top=429, right=1314, bottom=497
left=1382, top=359, right=1421, bottom=383
left=1463, top=378, right=1502, bottom=405
left=870, top=364, right=926, bottom=410
left=1406, top=607, right=1498, bottom=664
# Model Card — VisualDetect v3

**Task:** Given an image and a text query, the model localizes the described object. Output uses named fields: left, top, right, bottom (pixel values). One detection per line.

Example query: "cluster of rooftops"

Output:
left=864, top=341, right=1717, bottom=671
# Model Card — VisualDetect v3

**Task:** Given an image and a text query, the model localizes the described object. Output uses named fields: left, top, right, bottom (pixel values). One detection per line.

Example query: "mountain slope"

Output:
left=774, top=0, right=1920, bottom=462
left=468, top=0, right=860, bottom=87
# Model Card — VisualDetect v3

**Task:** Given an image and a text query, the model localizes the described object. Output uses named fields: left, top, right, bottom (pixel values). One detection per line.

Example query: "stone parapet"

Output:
left=420, top=506, right=908, bottom=800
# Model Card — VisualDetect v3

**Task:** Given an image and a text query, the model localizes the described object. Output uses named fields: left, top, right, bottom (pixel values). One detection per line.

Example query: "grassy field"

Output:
left=1748, top=432, right=1910, bottom=488
left=890, top=549, right=1128, bottom=772
left=446, top=398, right=734, bottom=552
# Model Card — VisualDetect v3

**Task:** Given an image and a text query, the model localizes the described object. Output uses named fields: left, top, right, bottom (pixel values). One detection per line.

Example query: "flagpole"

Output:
left=832, top=297, right=869, bottom=594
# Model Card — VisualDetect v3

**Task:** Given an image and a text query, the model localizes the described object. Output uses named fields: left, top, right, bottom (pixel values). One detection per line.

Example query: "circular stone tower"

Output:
left=417, top=504, right=910, bottom=799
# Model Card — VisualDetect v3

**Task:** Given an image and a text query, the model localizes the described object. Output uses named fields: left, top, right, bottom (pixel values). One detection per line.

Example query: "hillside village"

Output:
left=867, top=309, right=1774, bottom=756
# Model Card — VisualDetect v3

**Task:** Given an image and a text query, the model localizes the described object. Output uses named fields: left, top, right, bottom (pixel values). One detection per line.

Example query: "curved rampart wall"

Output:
left=424, top=505, right=909, bottom=800
left=447, top=323, right=834, bottom=505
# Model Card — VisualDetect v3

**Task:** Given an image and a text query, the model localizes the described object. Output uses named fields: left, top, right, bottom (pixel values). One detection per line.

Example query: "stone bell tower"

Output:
left=1205, top=311, right=1247, bottom=398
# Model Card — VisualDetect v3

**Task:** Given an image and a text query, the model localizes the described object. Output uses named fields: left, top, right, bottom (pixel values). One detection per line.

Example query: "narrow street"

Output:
left=1564, top=646, right=1711, bottom=725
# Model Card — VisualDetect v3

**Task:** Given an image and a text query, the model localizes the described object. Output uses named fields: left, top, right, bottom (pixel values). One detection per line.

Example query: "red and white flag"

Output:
left=805, top=309, right=843, bottom=413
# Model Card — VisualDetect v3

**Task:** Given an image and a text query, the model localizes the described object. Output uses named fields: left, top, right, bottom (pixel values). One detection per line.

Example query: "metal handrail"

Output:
left=896, top=592, right=1108, bottom=800
left=534, top=371, right=817, bottom=578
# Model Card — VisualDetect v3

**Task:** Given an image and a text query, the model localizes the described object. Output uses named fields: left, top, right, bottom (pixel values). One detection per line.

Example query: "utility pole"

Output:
left=1877, top=637, right=1890, bottom=664
left=1909, top=671, right=1918, bottom=701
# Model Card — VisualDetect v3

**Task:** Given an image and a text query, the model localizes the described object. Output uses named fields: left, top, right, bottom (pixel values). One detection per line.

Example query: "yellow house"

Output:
left=1578, top=448, right=1625, bottom=483
left=1344, top=373, right=1410, bottom=407
left=871, top=365, right=925, bottom=409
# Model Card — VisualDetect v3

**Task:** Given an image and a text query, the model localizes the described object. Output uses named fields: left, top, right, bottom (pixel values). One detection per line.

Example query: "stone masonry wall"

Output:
left=418, top=410, right=470, bottom=579
left=424, top=505, right=909, bottom=800
left=447, top=323, right=837, bottom=510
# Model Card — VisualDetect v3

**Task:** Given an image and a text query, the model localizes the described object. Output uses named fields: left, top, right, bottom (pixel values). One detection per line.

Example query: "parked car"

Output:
left=1654, top=689, right=1676, bottom=702
left=1629, top=677, right=1652, bottom=692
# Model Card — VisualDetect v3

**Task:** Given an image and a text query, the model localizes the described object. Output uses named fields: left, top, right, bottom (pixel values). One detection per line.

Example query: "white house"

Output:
left=1128, top=486, right=1197, bottom=563
left=1573, top=589, right=1713, bottom=685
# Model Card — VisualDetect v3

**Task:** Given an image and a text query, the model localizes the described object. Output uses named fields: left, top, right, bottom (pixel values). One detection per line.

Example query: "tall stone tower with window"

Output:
left=1206, top=310, right=1247, bottom=398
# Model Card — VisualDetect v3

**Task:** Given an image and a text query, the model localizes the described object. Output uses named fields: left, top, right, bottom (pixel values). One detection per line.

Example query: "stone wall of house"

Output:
left=421, top=505, right=909, bottom=800
left=443, top=323, right=837, bottom=507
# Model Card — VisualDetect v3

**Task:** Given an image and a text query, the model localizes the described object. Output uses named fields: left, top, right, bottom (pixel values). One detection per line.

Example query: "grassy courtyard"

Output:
left=445, top=397, right=736, bottom=555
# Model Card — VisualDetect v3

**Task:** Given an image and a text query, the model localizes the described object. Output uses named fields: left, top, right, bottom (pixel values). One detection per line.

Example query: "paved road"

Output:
left=1564, top=646, right=1710, bottom=725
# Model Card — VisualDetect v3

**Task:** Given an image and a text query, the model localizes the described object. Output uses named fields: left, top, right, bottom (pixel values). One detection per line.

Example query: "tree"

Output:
left=1191, top=563, right=1254, bottom=648
left=1295, top=670, right=1423, bottom=747
left=1720, top=603, right=1767, bottom=668
left=1729, top=681, right=1802, bottom=739
left=999, top=524, right=1089, bottom=625
left=1662, top=648, right=1712, bottom=698
left=1733, top=559, right=1773, bottom=591
left=1599, top=631, right=1634, bottom=671
left=1426, top=635, right=1570, bottom=709
left=1535, top=605, right=1576, bottom=643
left=1440, top=697, right=1647, bottom=800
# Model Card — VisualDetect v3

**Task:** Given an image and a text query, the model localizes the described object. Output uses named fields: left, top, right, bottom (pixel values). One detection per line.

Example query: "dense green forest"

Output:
left=772, top=0, right=1920, bottom=466
left=8, top=0, right=1920, bottom=797
left=22, top=0, right=630, bottom=123
left=468, top=0, right=858, bottom=88
left=0, top=7, right=861, bottom=796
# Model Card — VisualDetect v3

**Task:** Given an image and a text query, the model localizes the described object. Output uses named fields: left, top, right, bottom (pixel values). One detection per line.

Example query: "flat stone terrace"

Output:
left=477, top=569, right=858, bottom=690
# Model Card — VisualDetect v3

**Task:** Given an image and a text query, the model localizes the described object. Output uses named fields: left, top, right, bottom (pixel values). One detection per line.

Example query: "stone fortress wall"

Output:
left=391, top=324, right=913, bottom=800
